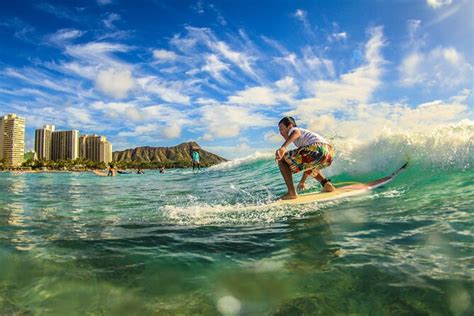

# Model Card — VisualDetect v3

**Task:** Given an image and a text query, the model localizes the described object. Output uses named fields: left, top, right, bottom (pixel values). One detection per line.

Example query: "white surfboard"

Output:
left=273, top=162, right=408, bottom=206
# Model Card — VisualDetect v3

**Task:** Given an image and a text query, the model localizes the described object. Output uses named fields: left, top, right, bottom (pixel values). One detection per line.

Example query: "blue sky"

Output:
left=1, top=0, right=472, bottom=158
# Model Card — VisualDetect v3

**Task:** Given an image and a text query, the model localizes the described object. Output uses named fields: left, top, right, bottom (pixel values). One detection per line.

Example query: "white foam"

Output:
left=208, top=151, right=273, bottom=171
left=328, top=122, right=473, bottom=176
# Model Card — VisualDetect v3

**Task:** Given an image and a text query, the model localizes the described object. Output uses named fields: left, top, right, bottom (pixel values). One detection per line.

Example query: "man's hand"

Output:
left=275, top=147, right=286, bottom=161
left=297, top=180, right=306, bottom=191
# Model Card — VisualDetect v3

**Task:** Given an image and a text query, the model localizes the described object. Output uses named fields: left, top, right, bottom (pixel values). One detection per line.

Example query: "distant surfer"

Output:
left=192, top=149, right=201, bottom=171
left=137, top=167, right=144, bottom=174
left=275, top=116, right=336, bottom=200
left=107, top=164, right=116, bottom=177
left=159, top=166, right=165, bottom=173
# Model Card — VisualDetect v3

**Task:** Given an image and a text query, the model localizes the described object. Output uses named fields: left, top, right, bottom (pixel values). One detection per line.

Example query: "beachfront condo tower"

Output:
left=35, top=124, right=55, bottom=160
left=0, top=114, right=26, bottom=166
left=79, top=135, right=112, bottom=163
left=51, top=130, right=79, bottom=160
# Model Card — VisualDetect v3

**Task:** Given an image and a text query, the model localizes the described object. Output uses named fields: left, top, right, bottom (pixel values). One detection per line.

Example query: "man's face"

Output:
left=278, top=123, right=291, bottom=139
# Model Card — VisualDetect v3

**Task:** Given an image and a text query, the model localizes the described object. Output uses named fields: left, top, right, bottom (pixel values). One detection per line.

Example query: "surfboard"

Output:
left=273, top=162, right=408, bottom=206
left=93, top=170, right=109, bottom=177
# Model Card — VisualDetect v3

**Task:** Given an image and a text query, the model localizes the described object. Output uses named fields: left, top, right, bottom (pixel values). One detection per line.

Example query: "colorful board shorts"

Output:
left=283, top=142, right=334, bottom=176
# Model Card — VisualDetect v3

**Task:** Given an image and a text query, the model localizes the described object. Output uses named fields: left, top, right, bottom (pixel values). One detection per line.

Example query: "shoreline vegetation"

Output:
left=0, top=142, right=227, bottom=172
left=0, top=159, right=218, bottom=172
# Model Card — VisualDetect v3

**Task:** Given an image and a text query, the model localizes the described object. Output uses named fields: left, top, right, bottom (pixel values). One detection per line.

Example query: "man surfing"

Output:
left=275, top=116, right=336, bottom=200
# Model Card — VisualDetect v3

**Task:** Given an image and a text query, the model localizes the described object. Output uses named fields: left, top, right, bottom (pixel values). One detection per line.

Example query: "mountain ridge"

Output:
left=113, top=141, right=227, bottom=167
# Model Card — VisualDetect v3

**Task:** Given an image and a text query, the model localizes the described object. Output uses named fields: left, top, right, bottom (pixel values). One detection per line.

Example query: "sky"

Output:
left=0, top=0, right=473, bottom=159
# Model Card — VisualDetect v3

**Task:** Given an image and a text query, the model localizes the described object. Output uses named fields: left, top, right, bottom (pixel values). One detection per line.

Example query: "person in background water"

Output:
left=192, top=149, right=201, bottom=171
left=275, top=116, right=336, bottom=200
left=137, top=167, right=144, bottom=174
left=159, top=166, right=165, bottom=173
left=107, top=163, right=116, bottom=177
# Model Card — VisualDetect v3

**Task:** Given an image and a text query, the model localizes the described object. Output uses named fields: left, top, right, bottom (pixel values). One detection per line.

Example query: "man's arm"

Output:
left=297, top=172, right=309, bottom=190
left=276, top=129, right=301, bottom=161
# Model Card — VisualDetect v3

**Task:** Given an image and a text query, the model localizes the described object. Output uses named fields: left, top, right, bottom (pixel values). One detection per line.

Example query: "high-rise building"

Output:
left=100, top=139, right=113, bottom=163
left=80, top=135, right=112, bottom=163
left=0, top=114, right=26, bottom=166
left=51, top=130, right=79, bottom=160
left=35, top=124, right=55, bottom=160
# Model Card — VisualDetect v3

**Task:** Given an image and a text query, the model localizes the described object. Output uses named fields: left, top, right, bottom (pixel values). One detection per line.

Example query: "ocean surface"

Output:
left=1, top=125, right=473, bottom=315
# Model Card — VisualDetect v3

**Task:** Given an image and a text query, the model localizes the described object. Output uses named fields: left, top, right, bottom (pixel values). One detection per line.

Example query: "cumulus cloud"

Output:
left=200, top=105, right=273, bottom=140
left=227, top=76, right=298, bottom=106
left=95, top=68, right=134, bottom=99
left=91, top=102, right=190, bottom=139
left=263, top=131, right=282, bottom=144
left=399, top=47, right=473, bottom=88
left=305, top=90, right=471, bottom=140
left=91, top=101, right=143, bottom=121
left=119, top=123, right=182, bottom=139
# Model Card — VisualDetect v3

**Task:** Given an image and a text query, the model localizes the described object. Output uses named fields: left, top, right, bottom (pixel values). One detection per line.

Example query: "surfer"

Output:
left=192, top=149, right=201, bottom=171
left=107, top=164, right=116, bottom=177
left=275, top=116, right=336, bottom=200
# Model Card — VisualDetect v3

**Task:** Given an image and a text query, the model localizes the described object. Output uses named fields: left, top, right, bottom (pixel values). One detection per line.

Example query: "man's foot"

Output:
left=322, top=182, right=336, bottom=192
left=280, top=193, right=298, bottom=200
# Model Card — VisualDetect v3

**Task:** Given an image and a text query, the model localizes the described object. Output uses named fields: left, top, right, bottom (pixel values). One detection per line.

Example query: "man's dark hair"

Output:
left=278, top=116, right=297, bottom=127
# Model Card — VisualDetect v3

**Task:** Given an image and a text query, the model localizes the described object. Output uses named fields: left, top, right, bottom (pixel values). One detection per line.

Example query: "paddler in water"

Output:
left=107, top=163, right=116, bottom=176
left=275, top=116, right=336, bottom=200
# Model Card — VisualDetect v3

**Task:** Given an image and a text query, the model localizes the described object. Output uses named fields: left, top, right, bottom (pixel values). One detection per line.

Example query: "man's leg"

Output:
left=278, top=159, right=297, bottom=199
left=312, top=170, right=335, bottom=192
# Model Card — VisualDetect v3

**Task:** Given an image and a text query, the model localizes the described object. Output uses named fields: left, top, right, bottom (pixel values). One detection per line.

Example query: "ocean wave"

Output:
left=329, top=122, right=473, bottom=176
left=210, top=123, right=473, bottom=176
left=208, top=151, right=273, bottom=171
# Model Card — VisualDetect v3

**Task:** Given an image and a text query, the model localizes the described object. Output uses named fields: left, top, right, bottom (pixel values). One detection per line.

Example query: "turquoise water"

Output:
left=1, top=127, right=473, bottom=315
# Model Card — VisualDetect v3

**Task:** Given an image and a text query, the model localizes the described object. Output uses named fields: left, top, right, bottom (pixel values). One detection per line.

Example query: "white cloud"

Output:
left=171, top=27, right=259, bottom=81
left=3, top=67, right=78, bottom=94
left=328, top=32, right=347, bottom=42
left=65, top=107, right=93, bottom=125
left=228, top=87, right=278, bottom=105
left=200, top=105, right=272, bottom=140
left=95, top=68, right=134, bottom=99
left=293, top=9, right=315, bottom=38
left=91, top=102, right=191, bottom=138
left=263, top=131, right=282, bottom=144
left=153, top=49, right=178, bottom=61
left=294, top=9, right=306, bottom=21
left=426, top=0, right=452, bottom=9
left=296, top=26, right=385, bottom=113
left=116, top=117, right=185, bottom=139
left=399, top=47, right=473, bottom=88
left=228, top=76, right=298, bottom=106
left=304, top=90, right=471, bottom=140
left=103, top=13, right=120, bottom=29
left=65, top=42, right=131, bottom=70
left=47, top=29, right=85, bottom=44
left=137, top=77, right=191, bottom=104
left=91, top=101, right=143, bottom=121
left=204, top=143, right=257, bottom=159
left=201, top=54, right=230, bottom=82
